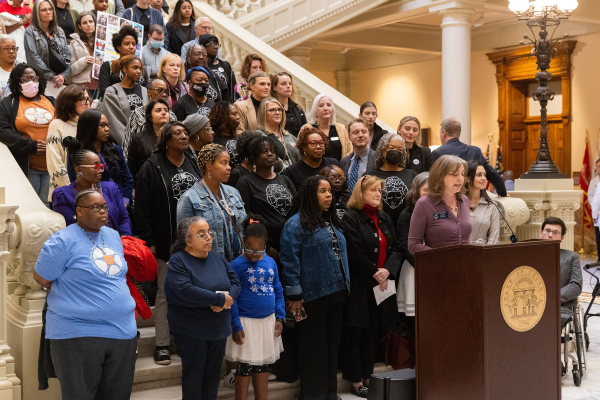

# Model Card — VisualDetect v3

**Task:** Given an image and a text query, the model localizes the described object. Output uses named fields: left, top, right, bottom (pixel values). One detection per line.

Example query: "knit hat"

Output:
left=183, top=114, right=210, bottom=136
left=197, top=34, right=219, bottom=47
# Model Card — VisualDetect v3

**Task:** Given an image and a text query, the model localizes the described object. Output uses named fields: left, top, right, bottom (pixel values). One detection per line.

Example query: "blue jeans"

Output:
left=28, top=167, right=50, bottom=208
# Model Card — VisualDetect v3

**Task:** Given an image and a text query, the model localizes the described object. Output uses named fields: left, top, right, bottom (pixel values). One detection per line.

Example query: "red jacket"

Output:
left=121, top=236, right=158, bottom=320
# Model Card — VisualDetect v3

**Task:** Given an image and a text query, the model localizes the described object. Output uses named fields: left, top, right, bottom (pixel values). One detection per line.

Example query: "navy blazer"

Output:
left=432, top=138, right=507, bottom=196
left=340, top=148, right=376, bottom=177
left=166, top=20, right=197, bottom=58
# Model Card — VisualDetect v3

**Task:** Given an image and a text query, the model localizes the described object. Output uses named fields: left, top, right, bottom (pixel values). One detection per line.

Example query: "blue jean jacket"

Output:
left=24, top=26, right=72, bottom=81
left=177, top=182, right=246, bottom=259
left=279, top=213, right=350, bottom=303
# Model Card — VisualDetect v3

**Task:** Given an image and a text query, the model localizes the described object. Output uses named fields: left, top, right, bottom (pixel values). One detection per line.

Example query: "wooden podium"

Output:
left=414, top=240, right=561, bottom=400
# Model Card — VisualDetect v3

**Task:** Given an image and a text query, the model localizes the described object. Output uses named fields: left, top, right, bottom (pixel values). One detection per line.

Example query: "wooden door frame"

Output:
left=487, top=41, right=576, bottom=177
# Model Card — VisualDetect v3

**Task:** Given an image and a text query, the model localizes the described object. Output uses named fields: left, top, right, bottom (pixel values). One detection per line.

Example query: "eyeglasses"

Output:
left=267, top=108, right=283, bottom=114
left=99, top=122, right=111, bottom=129
left=79, top=97, right=92, bottom=105
left=329, top=175, right=345, bottom=182
left=201, top=126, right=213, bottom=131
left=80, top=204, right=110, bottom=212
left=195, top=231, right=216, bottom=241
left=205, top=42, right=220, bottom=48
left=243, top=247, right=266, bottom=256
left=542, top=228, right=562, bottom=236
left=20, top=76, right=39, bottom=83
left=149, top=87, right=167, bottom=94
left=80, top=163, right=106, bottom=173
left=306, top=140, right=325, bottom=148
left=1, top=47, right=18, bottom=53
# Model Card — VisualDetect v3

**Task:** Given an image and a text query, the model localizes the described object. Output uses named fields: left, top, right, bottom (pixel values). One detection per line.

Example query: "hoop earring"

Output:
left=207, top=171, right=212, bottom=179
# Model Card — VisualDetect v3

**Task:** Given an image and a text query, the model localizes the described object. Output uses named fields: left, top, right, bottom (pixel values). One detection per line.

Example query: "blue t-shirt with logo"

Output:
left=35, top=224, right=136, bottom=340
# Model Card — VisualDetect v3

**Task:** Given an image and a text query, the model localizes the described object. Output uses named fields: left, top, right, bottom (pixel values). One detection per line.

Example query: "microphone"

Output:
left=485, top=197, right=518, bottom=243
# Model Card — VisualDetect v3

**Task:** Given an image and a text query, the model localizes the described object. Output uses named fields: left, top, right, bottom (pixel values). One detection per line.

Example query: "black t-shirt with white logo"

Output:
left=370, top=168, right=417, bottom=225
left=162, top=153, right=200, bottom=202
left=236, top=172, right=297, bottom=251
left=172, top=94, right=216, bottom=121
left=213, top=135, right=238, bottom=168
left=122, top=85, right=144, bottom=111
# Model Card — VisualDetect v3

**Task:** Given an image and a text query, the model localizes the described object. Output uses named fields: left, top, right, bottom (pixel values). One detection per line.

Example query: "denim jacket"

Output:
left=177, top=182, right=246, bottom=259
left=280, top=213, right=350, bottom=302
left=24, top=26, right=71, bottom=81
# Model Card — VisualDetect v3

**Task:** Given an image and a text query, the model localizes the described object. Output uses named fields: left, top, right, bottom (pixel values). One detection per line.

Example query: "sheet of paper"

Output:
left=373, top=280, right=396, bottom=305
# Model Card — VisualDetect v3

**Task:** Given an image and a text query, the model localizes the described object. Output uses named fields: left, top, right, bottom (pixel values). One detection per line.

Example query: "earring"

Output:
left=196, top=136, right=200, bottom=141
left=207, top=172, right=212, bottom=179
left=252, top=165, right=256, bottom=172
left=76, top=172, right=84, bottom=178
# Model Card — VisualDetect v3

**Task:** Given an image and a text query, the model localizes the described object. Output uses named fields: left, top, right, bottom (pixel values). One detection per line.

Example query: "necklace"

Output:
left=57, top=7, right=68, bottom=20
left=192, top=96, right=206, bottom=110
left=80, top=225, right=106, bottom=255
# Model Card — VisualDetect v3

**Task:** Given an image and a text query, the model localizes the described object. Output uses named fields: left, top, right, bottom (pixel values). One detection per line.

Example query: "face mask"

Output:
left=192, top=83, right=209, bottom=96
left=150, top=39, right=164, bottom=49
left=385, top=150, right=402, bottom=165
left=21, top=81, right=39, bottom=98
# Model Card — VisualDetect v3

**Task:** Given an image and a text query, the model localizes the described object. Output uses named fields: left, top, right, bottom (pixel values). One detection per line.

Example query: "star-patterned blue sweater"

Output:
left=229, top=255, right=286, bottom=333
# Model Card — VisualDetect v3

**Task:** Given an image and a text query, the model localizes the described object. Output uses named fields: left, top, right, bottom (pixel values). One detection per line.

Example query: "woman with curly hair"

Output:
left=46, top=84, right=91, bottom=201
left=226, top=130, right=261, bottom=187
left=177, top=142, right=246, bottom=261
left=98, top=24, right=148, bottom=98
left=100, top=55, right=148, bottom=145
left=284, top=124, right=339, bottom=191
left=370, top=132, right=417, bottom=226
left=234, top=53, right=267, bottom=101
left=0, top=63, right=55, bottom=206
left=208, top=100, right=239, bottom=167
left=133, top=121, right=201, bottom=366
left=280, top=174, right=350, bottom=400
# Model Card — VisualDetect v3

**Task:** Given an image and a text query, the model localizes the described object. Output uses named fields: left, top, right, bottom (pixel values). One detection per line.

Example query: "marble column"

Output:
left=286, top=46, right=312, bottom=70
left=334, top=70, right=355, bottom=98
left=440, top=8, right=474, bottom=144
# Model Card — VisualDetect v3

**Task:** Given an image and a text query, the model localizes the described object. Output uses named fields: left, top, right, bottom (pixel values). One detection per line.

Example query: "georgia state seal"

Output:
left=500, top=266, right=546, bottom=332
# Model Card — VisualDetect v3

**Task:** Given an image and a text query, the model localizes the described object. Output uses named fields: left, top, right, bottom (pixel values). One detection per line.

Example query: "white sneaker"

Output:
left=224, top=370, right=236, bottom=387
left=268, top=371, right=277, bottom=381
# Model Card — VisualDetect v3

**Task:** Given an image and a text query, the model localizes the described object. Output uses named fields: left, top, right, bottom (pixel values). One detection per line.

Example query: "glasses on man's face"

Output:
left=206, top=42, right=220, bottom=48
left=20, top=76, right=39, bottom=83
left=80, top=204, right=110, bottom=212
left=267, top=108, right=283, bottom=114
left=79, top=97, right=92, bottom=105
left=243, top=247, right=266, bottom=256
left=306, top=140, right=325, bottom=148
left=329, top=175, right=345, bottom=183
left=80, top=163, right=105, bottom=173
left=99, top=122, right=111, bottom=129
left=542, top=228, right=562, bottom=237
left=1, top=47, right=18, bottom=53
left=196, top=231, right=216, bottom=241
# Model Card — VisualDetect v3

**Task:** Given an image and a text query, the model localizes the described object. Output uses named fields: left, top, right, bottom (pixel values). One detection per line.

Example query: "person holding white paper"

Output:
left=341, top=174, right=402, bottom=398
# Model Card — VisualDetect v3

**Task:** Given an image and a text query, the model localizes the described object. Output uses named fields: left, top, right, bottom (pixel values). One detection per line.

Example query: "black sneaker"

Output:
left=154, top=347, right=171, bottom=365
left=351, top=384, right=369, bottom=398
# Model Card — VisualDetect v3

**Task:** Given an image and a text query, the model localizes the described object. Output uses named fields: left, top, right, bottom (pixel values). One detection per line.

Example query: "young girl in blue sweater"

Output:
left=225, top=214, right=285, bottom=400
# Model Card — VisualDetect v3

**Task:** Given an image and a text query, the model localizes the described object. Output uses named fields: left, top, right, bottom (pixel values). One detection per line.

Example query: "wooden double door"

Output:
left=487, top=41, right=575, bottom=178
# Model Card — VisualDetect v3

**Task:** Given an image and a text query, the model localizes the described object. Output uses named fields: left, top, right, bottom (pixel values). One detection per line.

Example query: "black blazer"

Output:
left=370, top=122, right=388, bottom=151
left=342, top=208, right=401, bottom=328
left=166, top=20, right=197, bottom=58
left=406, top=144, right=433, bottom=174
left=339, top=148, right=376, bottom=178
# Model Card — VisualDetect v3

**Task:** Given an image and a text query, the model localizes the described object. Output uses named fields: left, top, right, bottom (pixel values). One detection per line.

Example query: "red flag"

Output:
left=581, top=134, right=593, bottom=229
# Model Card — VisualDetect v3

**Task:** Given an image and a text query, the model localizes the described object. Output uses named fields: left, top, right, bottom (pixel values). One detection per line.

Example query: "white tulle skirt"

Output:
left=225, top=313, right=284, bottom=365
left=397, top=260, right=415, bottom=316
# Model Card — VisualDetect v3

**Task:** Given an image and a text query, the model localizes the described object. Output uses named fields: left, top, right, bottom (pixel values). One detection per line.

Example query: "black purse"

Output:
left=44, top=34, right=68, bottom=74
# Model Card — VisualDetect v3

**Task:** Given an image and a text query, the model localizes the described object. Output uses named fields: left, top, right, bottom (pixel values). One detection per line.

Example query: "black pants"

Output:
left=596, top=227, right=600, bottom=261
left=296, top=301, right=344, bottom=400
left=174, top=333, right=226, bottom=400
left=341, top=321, right=379, bottom=383
left=50, top=336, right=138, bottom=400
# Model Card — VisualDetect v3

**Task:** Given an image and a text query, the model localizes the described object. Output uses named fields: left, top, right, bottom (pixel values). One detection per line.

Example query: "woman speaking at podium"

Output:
left=407, top=155, right=472, bottom=254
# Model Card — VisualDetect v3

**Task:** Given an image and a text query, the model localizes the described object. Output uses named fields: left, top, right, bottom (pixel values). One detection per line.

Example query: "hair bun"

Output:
left=62, top=136, right=82, bottom=153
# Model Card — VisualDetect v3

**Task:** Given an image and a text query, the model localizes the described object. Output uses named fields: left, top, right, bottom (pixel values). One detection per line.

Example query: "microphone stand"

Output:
left=485, top=197, right=518, bottom=243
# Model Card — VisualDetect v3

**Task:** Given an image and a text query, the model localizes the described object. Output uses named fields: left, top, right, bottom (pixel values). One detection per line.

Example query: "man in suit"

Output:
left=539, top=217, right=583, bottom=325
left=340, top=118, right=376, bottom=192
left=432, top=118, right=507, bottom=197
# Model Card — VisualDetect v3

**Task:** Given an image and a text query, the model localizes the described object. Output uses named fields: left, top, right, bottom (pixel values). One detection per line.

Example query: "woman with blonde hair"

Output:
left=341, top=174, right=401, bottom=398
left=157, top=52, right=187, bottom=108
left=307, top=93, right=351, bottom=161
left=397, top=116, right=432, bottom=174
left=256, top=96, right=299, bottom=167
left=271, top=72, right=306, bottom=137
left=234, top=53, right=267, bottom=101
left=408, top=155, right=471, bottom=255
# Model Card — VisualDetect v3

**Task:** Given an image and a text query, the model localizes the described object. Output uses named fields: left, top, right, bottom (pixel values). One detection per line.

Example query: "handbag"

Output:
left=44, top=34, right=68, bottom=75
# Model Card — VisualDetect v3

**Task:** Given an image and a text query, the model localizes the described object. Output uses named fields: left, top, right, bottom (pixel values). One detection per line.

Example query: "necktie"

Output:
left=348, top=155, right=361, bottom=193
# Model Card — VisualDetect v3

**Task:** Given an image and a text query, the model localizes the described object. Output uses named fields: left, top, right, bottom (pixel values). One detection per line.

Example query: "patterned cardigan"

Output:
left=46, top=117, right=78, bottom=202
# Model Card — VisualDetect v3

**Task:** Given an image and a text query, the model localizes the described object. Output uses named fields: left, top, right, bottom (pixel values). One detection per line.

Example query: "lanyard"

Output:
left=199, top=179, right=239, bottom=261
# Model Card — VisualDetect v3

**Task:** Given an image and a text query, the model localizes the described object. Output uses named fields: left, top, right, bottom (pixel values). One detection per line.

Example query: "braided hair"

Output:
left=292, top=175, right=340, bottom=231
left=62, top=136, right=96, bottom=171
left=75, top=188, right=99, bottom=208
left=242, top=213, right=268, bottom=243
left=247, top=136, right=275, bottom=165
left=197, top=143, right=226, bottom=174
left=170, top=216, right=206, bottom=255
left=235, top=130, right=262, bottom=164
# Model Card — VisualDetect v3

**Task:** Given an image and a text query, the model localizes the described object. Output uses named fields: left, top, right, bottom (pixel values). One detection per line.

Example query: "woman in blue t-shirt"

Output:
left=33, top=189, right=137, bottom=400
left=225, top=214, right=285, bottom=400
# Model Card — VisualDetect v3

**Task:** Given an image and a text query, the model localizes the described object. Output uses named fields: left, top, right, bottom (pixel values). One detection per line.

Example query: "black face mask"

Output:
left=385, top=150, right=402, bottom=165
left=192, top=83, right=209, bottom=96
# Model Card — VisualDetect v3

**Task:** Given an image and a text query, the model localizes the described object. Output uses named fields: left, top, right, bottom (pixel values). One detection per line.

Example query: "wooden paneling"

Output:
left=487, top=41, right=576, bottom=178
